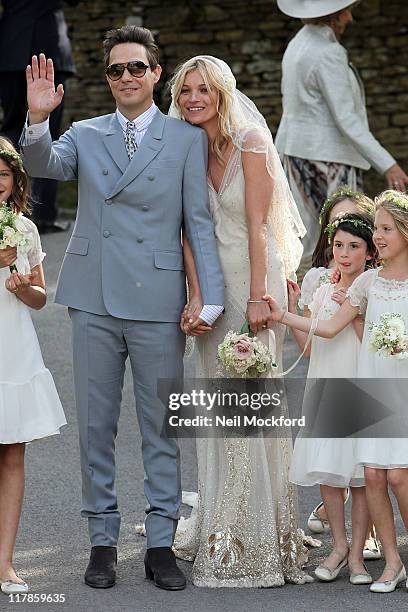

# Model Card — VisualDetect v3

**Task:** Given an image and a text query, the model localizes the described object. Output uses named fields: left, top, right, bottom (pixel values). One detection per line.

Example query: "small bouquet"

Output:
left=0, top=203, right=33, bottom=272
left=218, top=322, right=277, bottom=378
left=368, top=313, right=408, bottom=360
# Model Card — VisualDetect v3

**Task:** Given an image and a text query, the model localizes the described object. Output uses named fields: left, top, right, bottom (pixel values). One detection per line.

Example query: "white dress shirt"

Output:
left=24, top=105, right=223, bottom=326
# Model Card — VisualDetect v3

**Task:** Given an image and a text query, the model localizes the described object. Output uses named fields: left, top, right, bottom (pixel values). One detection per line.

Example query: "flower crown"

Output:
left=377, top=191, right=408, bottom=212
left=325, top=215, right=374, bottom=244
left=319, top=187, right=366, bottom=224
left=0, top=148, right=23, bottom=170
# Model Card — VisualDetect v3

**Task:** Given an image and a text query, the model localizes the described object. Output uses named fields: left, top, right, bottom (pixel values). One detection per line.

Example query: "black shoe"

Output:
left=144, top=547, right=186, bottom=590
left=84, top=546, right=117, bottom=588
left=36, top=220, right=71, bottom=234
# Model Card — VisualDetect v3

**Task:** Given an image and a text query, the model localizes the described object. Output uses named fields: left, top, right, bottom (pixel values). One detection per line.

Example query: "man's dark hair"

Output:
left=103, top=26, right=159, bottom=68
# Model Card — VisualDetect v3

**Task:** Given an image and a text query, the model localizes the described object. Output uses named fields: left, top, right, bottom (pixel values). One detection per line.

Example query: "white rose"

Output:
left=2, top=226, right=18, bottom=246
left=387, top=317, right=405, bottom=336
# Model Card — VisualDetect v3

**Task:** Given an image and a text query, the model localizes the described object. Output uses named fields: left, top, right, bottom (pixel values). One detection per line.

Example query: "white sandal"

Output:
left=1, top=580, right=29, bottom=595
left=307, top=489, right=350, bottom=534
left=363, top=537, right=382, bottom=560
left=307, top=502, right=330, bottom=534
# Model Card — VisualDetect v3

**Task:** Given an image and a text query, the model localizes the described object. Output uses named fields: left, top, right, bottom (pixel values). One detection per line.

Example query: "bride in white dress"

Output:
left=168, top=56, right=311, bottom=587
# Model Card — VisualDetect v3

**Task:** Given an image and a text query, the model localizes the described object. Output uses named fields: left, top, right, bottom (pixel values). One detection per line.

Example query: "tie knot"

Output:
left=127, top=121, right=136, bottom=131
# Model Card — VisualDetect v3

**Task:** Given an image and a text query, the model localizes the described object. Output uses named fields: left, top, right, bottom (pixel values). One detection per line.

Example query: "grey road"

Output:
left=2, top=228, right=407, bottom=612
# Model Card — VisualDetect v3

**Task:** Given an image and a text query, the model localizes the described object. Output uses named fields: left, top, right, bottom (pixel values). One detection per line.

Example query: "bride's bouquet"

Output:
left=368, top=313, right=408, bottom=360
left=218, top=322, right=277, bottom=378
left=0, top=203, right=33, bottom=272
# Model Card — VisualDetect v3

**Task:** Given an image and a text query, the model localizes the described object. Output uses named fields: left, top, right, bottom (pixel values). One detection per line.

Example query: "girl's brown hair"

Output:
left=329, top=212, right=378, bottom=268
left=312, top=188, right=375, bottom=268
left=0, top=136, right=31, bottom=215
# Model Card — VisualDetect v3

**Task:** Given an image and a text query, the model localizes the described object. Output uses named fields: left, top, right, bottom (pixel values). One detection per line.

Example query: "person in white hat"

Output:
left=275, top=0, right=408, bottom=265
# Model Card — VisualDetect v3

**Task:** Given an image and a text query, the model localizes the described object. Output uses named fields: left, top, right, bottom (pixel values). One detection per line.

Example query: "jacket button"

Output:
left=136, top=237, right=144, bottom=243
left=142, top=205, right=149, bottom=211
left=102, top=169, right=109, bottom=175
left=103, top=230, right=110, bottom=238
left=136, top=282, right=142, bottom=288
left=147, top=175, right=155, bottom=181
left=106, top=199, right=112, bottom=205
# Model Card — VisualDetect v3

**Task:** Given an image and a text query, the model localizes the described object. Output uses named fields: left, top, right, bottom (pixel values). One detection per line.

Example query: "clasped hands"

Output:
left=180, top=297, right=212, bottom=337
left=180, top=295, right=274, bottom=336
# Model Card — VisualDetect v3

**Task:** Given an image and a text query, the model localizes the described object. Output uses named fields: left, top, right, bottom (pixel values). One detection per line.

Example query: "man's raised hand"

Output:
left=26, top=54, right=64, bottom=124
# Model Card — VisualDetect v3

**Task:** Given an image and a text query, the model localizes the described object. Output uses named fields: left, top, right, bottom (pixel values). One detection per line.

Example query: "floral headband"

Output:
left=325, top=215, right=374, bottom=244
left=0, top=148, right=23, bottom=170
left=377, top=191, right=408, bottom=212
left=319, top=187, right=367, bottom=224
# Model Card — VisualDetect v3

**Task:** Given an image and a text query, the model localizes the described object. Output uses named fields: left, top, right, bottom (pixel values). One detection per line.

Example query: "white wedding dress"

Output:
left=173, top=148, right=310, bottom=587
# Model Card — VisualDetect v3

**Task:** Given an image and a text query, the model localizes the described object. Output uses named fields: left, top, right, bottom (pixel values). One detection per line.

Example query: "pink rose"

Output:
left=233, top=335, right=254, bottom=360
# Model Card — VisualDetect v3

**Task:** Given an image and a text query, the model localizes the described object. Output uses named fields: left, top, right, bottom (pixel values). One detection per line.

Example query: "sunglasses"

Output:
left=105, top=60, right=153, bottom=81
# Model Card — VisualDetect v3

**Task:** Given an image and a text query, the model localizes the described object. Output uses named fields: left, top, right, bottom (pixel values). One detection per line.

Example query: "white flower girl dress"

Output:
left=0, top=217, right=66, bottom=444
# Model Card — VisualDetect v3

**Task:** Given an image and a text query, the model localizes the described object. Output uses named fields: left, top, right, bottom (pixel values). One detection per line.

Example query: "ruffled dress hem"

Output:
left=0, top=369, right=66, bottom=444
left=290, top=474, right=365, bottom=488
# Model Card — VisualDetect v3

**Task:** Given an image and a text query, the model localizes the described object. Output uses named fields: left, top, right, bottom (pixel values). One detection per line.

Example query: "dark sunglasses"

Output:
left=105, top=60, right=153, bottom=81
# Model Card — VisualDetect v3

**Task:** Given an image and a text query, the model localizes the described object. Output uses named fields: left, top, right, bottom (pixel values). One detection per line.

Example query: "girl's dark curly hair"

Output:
left=312, top=188, right=374, bottom=268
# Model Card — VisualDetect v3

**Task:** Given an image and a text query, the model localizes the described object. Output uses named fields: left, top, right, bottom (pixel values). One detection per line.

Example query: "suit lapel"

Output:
left=107, top=110, right=166, bottom=199
left=102, top=114, right=129, bottom=174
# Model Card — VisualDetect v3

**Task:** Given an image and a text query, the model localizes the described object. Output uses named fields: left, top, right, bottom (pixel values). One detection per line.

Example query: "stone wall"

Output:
left=62, top=1, right=407, bottom=196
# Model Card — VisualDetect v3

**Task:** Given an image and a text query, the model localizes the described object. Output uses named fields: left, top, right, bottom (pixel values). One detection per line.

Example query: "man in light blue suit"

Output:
left=21, top=26, right=224, bottom=591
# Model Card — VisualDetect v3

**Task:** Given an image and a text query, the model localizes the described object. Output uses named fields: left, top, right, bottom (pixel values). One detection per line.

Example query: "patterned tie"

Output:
left=125, top=121, right=137, bottom=160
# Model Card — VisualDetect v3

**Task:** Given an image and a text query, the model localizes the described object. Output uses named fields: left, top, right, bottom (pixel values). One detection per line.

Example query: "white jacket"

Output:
left=275, top=25, right=395, bottom=174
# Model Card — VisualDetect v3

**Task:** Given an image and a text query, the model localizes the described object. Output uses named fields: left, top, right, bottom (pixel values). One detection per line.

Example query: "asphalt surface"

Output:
left=2, top=226, right=408, bottom=612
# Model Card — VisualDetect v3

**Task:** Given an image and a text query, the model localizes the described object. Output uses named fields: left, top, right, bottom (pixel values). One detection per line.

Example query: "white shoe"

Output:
left=315, top=554, right=348, bottom=582
left=1, top=581, right=29, bottom=595
left=363, top=538, right=382, bottom=560
left=307, top=490, right=349, bottom=535
left=370, top=566, right=406, bottom=593
left=307, top=502, right=330, bottom=534
left=349, top=563, right=373, bottom=585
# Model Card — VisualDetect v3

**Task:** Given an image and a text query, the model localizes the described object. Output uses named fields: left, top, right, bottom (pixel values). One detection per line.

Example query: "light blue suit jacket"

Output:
left=21, top=110, right=224, bottom=321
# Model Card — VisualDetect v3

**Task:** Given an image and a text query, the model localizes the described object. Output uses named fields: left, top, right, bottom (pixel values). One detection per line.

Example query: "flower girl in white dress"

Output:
left=264, top=190, right=408, bottom=593
left=0, top=139, right=66, bottom=595
left=299, top=190, right=380, bottom=561
left=289, top=213, right=376, bottom=585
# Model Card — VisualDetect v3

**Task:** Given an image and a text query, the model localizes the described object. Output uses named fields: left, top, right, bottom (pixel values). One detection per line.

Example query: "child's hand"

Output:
left=287, top=279, right=300, bottom=313
left=5, top=270, right=38, bottom=295
left=330, top=267, right=341, bottom=284
left=0, top=246, right=17, bottom=269
left=331, top=287, right=347, bottom=305
left=262, top=294, right=284, bottom=321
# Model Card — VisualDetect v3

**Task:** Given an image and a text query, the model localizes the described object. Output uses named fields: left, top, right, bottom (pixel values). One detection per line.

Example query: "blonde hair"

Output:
left=375, top=190, right=408, bottom=243
left=170, top=57, right=235, bottom=163
left=0, top=136, right=31, bottom=215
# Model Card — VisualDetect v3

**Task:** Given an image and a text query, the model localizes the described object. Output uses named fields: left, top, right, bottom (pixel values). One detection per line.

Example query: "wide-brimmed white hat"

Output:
left=277, top=0, right=356, bottom=19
